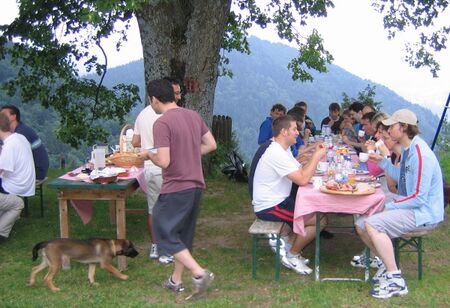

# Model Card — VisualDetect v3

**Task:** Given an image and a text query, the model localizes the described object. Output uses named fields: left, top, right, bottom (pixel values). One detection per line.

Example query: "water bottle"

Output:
left=125, top=128, right=134, bottom=152
left=327, top=149, right=334, bottom=163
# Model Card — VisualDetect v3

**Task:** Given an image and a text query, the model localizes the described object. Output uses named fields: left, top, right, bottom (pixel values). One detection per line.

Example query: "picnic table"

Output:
left=48, top=167, right=146, bottom=271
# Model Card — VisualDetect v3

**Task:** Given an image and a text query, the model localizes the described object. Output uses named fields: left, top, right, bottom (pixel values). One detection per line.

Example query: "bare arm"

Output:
left=144, top=147, right=170, bottom=169
left=201, top=131, right=217, bottom=155
left=132, top=134, right=141, bottom=148
left=288, top=144, right=326, bottom=186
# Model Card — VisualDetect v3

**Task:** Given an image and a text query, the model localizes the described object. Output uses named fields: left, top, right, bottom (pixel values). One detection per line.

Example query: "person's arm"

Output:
left=144, top=147, right=170, bottom=169
left=132, top=134, right=141, bottom=148
left=201, top=131, right=217, bottom=155
left=288, top=143, right=326, bottom=186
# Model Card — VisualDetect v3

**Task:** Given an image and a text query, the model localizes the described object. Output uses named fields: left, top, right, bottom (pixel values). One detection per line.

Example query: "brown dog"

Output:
left=28, top=238, right=139, bottom=292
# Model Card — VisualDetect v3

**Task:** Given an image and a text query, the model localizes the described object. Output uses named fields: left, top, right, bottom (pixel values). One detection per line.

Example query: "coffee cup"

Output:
left=358, top=130, right=365, bottom=137
left=312, top=176, right=323, bottom=189
left=375, top=139, right=384, bottom=148
left=359, top=152, right=369, bottom=162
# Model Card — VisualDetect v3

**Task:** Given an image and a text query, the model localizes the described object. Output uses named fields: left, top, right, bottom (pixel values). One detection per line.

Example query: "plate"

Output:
left=355, top=170, right=370, bottom=175
left=320, top=185, right=375, bottom=195
left=355, top=175, right=376, bottom=182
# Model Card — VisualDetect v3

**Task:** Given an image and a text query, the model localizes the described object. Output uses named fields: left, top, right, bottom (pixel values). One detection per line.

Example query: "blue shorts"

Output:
left=255, top=196, right=295, bottom=228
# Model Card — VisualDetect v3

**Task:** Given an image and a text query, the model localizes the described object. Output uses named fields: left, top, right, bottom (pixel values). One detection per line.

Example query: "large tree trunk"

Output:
left=136, top=0, right=231, bottom=126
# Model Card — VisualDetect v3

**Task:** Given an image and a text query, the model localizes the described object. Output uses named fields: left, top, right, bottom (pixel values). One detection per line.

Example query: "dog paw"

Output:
left=89, top=282, right=99, bottom=287
left=120, top=274, right=129, bottom=281
left=51, top=287, right=61, bottom=292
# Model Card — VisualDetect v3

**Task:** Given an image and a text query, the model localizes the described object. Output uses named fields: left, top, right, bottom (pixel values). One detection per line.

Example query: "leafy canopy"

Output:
left=0, top=0, right=449, bottom=147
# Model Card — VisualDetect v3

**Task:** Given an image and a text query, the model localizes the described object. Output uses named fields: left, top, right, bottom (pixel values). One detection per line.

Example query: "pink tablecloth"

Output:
left=294, top=184, right=385, bottom=235
left=59, top=167, right=146, bottom=224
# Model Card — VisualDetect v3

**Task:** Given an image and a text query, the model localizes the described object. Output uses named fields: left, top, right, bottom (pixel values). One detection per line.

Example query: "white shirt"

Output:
left=252, top=141, right=300, bottom=212
left=0, top=133, right=35, bottom=196
left=134, top=105, right=161, bottom=167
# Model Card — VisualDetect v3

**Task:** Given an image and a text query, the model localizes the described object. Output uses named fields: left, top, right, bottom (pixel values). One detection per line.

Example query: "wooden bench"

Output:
left=394, top=229, right=433, bottom=280
left=248, top=219, right=285, bottom=280
left=23, top=177, right=48, bottom=217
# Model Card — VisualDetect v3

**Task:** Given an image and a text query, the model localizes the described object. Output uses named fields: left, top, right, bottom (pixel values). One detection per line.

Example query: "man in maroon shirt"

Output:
left=143, top=79, right=217, bottom=299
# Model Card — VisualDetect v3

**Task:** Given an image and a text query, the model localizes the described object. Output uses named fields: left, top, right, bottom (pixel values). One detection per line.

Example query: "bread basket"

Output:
left=106, top=124, right=144, bottom=168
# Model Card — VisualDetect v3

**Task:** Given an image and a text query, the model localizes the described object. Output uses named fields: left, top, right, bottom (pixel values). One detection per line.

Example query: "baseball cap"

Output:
left=382, top=109, right=417, bottom=126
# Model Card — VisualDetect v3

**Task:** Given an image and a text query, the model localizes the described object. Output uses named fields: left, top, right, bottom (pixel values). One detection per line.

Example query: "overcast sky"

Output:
left=1, top=0, right=449, bottom=116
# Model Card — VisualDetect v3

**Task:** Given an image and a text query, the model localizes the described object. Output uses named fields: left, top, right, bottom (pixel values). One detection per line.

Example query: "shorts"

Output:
left=144, top=164, right=162, bottom=215
left=355, top=208, right=439, bottom=238
left=255, top=196, right=295, bottom=228
left=153, top=187, right=203, bottom=255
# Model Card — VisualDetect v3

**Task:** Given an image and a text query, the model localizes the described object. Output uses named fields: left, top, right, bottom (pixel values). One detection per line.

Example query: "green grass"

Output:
left=1, top=165, right=449, bottom=307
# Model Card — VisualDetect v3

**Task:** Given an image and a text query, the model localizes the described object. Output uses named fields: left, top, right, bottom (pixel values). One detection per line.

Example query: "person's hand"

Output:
left=297, top=152, right=312, bottom=164
left=368, top=152, right=383, bottom=163
left=377, top=143, right=390, bottom=157
left=365, top=140, right=376, bottom=151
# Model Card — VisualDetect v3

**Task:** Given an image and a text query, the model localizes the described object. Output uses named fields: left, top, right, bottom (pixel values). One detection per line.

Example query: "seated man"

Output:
left=258, top=103, right=286, bottom=145
left=321, top=102, right=343, bottom=134
left=1, top=105, right=49, bottom=180
left=355, top=109, right=444, bottom=299
left=0, top=113, right=35, bottom=240
left=251, top=115, right=326, bottom=275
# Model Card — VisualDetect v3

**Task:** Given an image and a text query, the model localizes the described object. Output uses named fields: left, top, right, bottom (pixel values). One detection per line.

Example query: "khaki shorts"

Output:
left=144, top=164, right=162, bottom=215
left=355, top=208, right=438, bottom=238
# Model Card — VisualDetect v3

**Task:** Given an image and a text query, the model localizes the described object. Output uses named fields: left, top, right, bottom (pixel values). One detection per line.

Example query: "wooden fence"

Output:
left=212, top=115, right=232, bottom=146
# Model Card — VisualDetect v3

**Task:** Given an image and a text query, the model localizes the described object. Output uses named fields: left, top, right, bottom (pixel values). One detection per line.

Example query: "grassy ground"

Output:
left=1, top=165, right=449, bottom=307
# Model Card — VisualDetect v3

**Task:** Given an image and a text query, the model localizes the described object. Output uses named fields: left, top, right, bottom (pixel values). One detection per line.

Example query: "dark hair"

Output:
left=1, top=104, right=21, bottom=122
left=271, top=103, right=286, bottom=114
left=287, top=106, right=305, bottom=122
left=272, top=115, right=296, bottom=137
left=329, top=102, right=340, bottom=112
left=349, top=102, right=364, bottom=112
left=361, top=111, right=376, bottom=121
left=376, top=121, right=389, bottom=132
left=163, top=77, right=181, bottom=86
left=0, top=112, right=11, bottom=132
left=295, top=101, right=307, bottom=109
left=146, top=79, right=175, bottom=104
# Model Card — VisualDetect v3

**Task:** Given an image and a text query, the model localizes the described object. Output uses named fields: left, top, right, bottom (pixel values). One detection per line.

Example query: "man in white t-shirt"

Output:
left=132, top=78, right=181, bottom=264
left=0, top=112, right=35, bottom=240
left=252, top=115, right=326, bottom=275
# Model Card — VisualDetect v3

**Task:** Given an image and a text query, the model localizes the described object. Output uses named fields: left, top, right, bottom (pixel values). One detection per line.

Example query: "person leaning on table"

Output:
left=354, top=109, right=444, bottom=299
left=251, top=115, right=327, bottom=275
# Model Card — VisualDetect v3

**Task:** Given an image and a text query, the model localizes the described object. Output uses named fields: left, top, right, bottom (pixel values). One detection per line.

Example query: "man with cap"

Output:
left=354, top=109, right=444, bottom=299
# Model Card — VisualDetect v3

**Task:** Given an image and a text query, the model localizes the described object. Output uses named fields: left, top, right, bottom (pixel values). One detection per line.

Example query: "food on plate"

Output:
left=335, top=147, right=349, bottom=155
left=355, top=175, right=376, bottom=182
left=325, top=179, right=356, bottom=192
left=75, top=173, right=89, bottom=181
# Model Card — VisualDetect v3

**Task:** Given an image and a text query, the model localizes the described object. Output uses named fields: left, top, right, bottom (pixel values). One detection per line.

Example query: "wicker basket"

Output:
left=106, top=124, right=144, bottom=168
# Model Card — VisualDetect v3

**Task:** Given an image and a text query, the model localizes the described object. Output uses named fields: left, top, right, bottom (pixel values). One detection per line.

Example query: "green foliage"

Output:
left=437, top=115, right=450, bottom=154
left=341, top=84, right=383, bottom=110
left=227, top=0, right=335, bottom=81
left=372, top=0, right=450, bottom=77
left=0, top=0, right=142, bottom=147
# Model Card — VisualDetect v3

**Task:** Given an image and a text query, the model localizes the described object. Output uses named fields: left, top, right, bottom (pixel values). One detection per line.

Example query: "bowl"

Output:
left=91, top=175, right=117, bottom=184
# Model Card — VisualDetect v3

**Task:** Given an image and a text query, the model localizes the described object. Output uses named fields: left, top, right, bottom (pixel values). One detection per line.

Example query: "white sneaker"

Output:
left=149, top=243, right=158, bottom=260
left=350, top=253, right=379, bottom=268
left=284, top=254, right=313, bottom=275
left=268, top=234, right=286, bottom=255
left=371, top=261, right=387, bottom=285
left=159, top=255, right=174, bottom=264
left=370, top=271, right=408, bottom=299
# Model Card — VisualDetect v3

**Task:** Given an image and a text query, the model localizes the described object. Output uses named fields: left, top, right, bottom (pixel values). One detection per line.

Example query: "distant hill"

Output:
left=101, top=36, right=438, bottom=160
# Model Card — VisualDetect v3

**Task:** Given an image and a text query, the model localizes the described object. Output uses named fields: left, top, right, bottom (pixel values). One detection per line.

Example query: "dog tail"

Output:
left=32, top=241, right=48, bottom=261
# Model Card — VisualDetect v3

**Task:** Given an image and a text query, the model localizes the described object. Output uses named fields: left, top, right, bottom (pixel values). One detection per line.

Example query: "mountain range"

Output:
left=101, top=36, right=439, bottom=161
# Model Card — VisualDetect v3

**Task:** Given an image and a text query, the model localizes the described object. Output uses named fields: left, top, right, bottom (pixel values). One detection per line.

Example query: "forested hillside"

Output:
left=0, top=37, right=441, bottom=164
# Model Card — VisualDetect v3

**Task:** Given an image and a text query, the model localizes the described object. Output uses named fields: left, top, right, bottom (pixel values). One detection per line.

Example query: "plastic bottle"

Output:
left=125, top=128, right=134, bottom=152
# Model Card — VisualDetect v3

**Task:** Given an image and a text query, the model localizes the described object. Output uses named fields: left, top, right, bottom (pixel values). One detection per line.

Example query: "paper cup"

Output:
left=358, top=130, right=365, bottom=137
left=312, top=176, right=323, bottom=189
left=359, top=152, right=369, bottom=162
